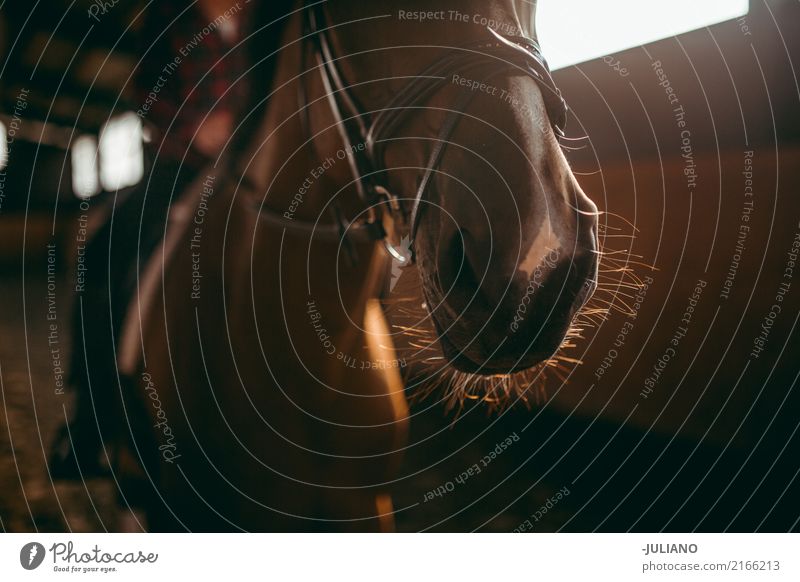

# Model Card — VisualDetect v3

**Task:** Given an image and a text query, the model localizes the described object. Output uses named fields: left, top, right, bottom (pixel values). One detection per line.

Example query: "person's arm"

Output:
left=135, top=4, right=184, bottom=145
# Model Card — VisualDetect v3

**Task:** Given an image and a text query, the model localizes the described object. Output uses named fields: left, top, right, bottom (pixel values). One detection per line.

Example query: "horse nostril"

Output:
left=437, top=230, right=463, bottom=289
left=436, top=230, right=485, bottom=309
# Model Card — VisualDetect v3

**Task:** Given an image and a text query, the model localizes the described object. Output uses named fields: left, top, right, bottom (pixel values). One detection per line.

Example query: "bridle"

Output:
left=256, top=2, right=568, bottom=265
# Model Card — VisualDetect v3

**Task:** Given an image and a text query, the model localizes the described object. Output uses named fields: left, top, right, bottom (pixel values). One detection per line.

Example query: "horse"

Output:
left=116, top=0, right=599, bottom=531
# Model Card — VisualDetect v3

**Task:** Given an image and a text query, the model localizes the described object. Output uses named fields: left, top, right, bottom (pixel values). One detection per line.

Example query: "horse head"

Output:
left=299, top=0, right=599, bottom=400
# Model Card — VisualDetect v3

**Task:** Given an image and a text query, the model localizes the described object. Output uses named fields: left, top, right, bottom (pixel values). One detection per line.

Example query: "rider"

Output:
left=50, top=0, right=250, bottom=478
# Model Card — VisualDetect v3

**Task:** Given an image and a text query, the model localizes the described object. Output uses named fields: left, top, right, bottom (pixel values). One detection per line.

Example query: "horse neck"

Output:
left=240, top=12, right=364, bottom=224
left=229, top=9, right=385, bottom=339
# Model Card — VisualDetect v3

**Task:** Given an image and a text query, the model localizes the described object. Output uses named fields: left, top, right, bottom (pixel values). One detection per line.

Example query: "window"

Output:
left=98, top=112, right=144, bottom=192
left=538, top=0, right=750, bottom=70
left=71, top=134, right=100, bottom=199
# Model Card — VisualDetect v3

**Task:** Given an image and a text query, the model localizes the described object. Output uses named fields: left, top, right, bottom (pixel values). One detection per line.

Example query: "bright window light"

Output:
left=99, top=112, right=144, bottom=192
left=0, top=121, right=7, bottom=171
left=71, top=134, right=100, bottom=199
left=538, top=0, right=750, bottom=70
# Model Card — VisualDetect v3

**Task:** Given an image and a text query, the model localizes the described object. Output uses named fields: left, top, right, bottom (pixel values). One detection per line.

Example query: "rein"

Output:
left=255, top=2, right=567, bottom=265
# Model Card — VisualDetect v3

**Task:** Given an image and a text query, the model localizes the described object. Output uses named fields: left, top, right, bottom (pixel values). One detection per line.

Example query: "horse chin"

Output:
left=424, top=323, right=559, bottom=412
left=437, top=328, right=556, bottom=376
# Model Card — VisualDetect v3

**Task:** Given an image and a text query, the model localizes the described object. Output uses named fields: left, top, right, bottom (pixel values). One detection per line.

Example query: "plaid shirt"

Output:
left=136, top=2, right=250, bottom=170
